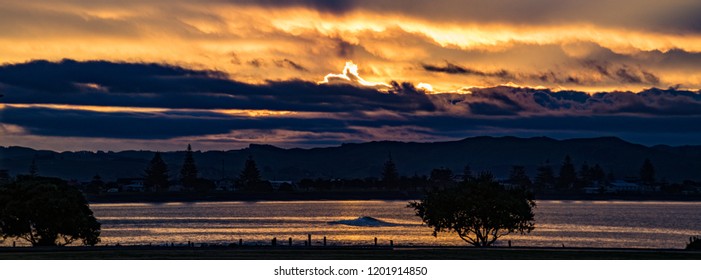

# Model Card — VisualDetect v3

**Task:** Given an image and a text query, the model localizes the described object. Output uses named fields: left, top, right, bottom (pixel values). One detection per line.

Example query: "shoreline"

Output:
left=2, top=245, right=700, bottom=260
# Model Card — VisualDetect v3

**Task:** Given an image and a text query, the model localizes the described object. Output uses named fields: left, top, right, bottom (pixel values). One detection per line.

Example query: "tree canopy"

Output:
left=180, top=144, right=198, bottom=190
left=409, top=173, right=535, bottom=247
left=0, top=176, right=101, bottom=246
left=640, top=158, right=656, bottom=186
left=508, top=165, right=532, bottom=189
left=381, top=154, right=399, bottom=189
left=239, top=156, right=269, bottom=191
left=534, top=161, right=555, bottom=191
left=144, top=152, right=169, bottom=192
left=557, top=155, right=577, bottom=190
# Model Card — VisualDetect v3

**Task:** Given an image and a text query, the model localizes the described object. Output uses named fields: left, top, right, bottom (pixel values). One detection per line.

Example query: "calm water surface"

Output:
left=88, top=200, right=701, bottom=249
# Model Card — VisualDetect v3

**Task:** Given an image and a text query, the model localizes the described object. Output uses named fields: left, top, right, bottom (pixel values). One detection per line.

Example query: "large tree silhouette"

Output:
left=640, top=158, right=656, bottom=186
left=508, top=165, right=532, bottom=189
left=0, top=176, right=101, bottom=246
left=409, top=173, right=535, bottom=247
left=381, top=153, right=399, bottom=190
left=239, top=156, right=267, bottom=191
left=144, top=152, right=169, bottom=192
left=557, top=155, right=577, bottom=190
left=180, top=144, right=198, bottom=191
left=534, top=161, right=555, bottom=191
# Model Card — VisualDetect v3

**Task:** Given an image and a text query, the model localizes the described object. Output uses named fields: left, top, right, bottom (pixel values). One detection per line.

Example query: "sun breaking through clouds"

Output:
left=1, top=0, right=701, bottom=150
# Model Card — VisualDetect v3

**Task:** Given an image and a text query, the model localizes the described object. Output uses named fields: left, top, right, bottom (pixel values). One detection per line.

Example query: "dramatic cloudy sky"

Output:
left=1, top=0, right=701, bottom=150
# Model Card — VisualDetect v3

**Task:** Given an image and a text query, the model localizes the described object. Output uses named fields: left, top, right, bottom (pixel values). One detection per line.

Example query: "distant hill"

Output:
left=1, top=136, right=700, bottom=182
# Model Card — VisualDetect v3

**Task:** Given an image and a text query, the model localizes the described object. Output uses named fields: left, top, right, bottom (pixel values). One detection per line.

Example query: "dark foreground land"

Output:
left=1, top=246, right=700, bottom=260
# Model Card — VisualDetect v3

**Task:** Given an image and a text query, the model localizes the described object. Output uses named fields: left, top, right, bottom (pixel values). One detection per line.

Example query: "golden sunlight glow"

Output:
left=2, top=103, right=298, bottom=118
left=321, top=61, right=391, bottom=88
left=1, top=5, right=700, bottom=92
left=269, top=9, right=701, bottom=54
left=416, top=83, right=434, bottom=92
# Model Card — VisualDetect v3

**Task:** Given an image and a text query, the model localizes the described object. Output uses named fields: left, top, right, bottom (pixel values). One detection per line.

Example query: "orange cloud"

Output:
left=1, top=3, right=701, bottom=92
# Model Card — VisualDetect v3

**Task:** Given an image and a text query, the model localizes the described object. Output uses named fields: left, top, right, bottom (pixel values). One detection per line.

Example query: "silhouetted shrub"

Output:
left=686, top=236, right=701, bottom=250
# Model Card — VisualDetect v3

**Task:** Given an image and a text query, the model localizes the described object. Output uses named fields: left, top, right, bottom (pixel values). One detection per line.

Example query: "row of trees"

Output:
left=143, top=145, right=268, bottom=192
left=379, top=154, right=657, bottom=192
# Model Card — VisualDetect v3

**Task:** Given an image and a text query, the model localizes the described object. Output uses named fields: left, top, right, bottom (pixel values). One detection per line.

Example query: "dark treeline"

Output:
left=293, top=154, right=701, bottom=195
left=3, top=145, right=701, bottom=196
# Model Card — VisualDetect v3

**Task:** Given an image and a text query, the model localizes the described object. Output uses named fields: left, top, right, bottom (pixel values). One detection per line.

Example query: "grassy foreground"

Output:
left=1, top=246, right=700, bottom=260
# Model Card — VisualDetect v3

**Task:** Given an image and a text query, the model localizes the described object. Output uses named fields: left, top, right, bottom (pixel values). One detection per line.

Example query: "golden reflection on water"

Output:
left=7, top=200, right=701, bottom=248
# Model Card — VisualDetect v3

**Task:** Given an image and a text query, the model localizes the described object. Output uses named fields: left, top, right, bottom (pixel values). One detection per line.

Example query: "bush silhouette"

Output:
left=0, top=176, right=101, bottom=246
left=409, top=172, right=535, bottom=247
left=686, top=236, right=701, bottom=250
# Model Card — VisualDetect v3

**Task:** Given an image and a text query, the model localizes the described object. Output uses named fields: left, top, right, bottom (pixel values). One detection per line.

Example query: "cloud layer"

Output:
left=3, top=1, right=701, bottom=149
left=2, top=60, right=701, bottom=150
left=1, top=0, right=701, bottom=93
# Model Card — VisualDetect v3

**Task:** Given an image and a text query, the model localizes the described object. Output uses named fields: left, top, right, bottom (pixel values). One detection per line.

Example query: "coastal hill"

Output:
left=1, top=136, right=700, bottom=182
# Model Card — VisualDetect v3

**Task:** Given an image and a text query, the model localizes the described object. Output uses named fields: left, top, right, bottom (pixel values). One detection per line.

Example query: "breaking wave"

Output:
left=328, top=216, right=398, bottom=227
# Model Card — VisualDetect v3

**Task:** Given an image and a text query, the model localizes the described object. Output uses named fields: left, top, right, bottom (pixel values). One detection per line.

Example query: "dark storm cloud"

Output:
left=0, top=60, right=436, bottom=113
left=4, top=101, right=701, bottom=141
left=581, top=60, right=660, bottom=85
left=0, top=59, right=227, bottom=94
left=233, top=0, right=356, bottom=13
left=273, top=59, right=308, bottom=72
left=0, top=107, right=358, bottom=139
left=422, top=62, right=513, bottom=79
left=2, top=60, right=701, bottom=143
left=436, top=86, right=701, bottom=116
left=425, top=60, right=663, bottom=86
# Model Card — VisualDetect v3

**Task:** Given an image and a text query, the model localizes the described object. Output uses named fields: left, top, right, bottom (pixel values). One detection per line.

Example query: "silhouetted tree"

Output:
left=28, top=159, right=38, bottom=177
left=180, top=144, right=198, bottom=191
left=557, top=155, right=577, bottom=190
left=508, top=165, right=532, bottom=189
left=86, top=174, right=105, bottom=194
left=534, top=161, right=555, bottom=191
left=577, top=162, right=592, bottom=189
left=640, top=158, right=655, bottom=186
left=686, top=236, right=701, bottom=250
left=239, top=156, right=268, bottom=191
left=409, top=172, right=535, bottom=247
left=381, top=154, right=399, bottom=190
left=144, top=152, right=169, bottom=192
left=0, top=177, right=101, bottom=246
left=591, top=164, right=606, bottom=184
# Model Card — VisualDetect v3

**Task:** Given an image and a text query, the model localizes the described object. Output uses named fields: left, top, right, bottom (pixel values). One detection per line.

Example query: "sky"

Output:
left=1, top=0, right=701, bottom=151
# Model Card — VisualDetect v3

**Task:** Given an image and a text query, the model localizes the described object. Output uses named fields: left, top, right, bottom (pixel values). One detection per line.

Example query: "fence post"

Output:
left=374, top=237, right=378, bottom=246
left=272, top=237, right=277, bottom=246
left=289, top=237, right=292, bottom=246
left=323, top=236, right=327, bottom=246
left=390, top=240, right=393, bottom=247
left=308, top=234, right=312, bottom=247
